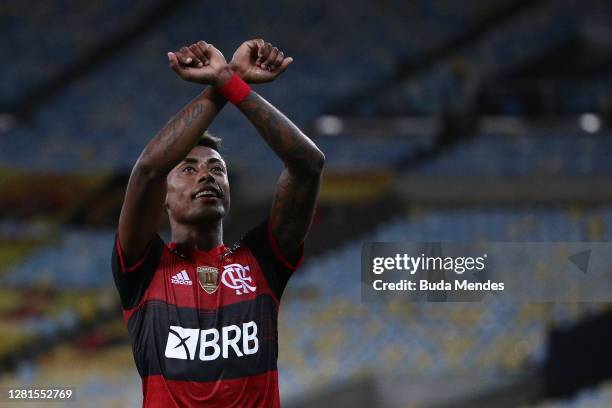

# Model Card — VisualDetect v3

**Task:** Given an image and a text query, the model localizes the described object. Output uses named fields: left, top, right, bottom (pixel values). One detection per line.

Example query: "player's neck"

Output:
left=170, top=220, right=223, bottom=251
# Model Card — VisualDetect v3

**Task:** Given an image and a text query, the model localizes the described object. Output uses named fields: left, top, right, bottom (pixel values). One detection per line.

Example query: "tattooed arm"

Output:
left=118, top=41, right=227, bottom=265
left=228, top=40, right=324, bottom=260
left=236, top=91, right=325, bottom=260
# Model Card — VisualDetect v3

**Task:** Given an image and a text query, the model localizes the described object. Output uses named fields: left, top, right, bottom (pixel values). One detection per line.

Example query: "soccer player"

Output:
left=111, top=39, right=324, bottom=407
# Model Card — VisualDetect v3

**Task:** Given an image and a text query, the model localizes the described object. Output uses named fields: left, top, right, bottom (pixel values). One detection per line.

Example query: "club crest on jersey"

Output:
left=221, top=263, right=256, bottom=295
left=197, top=266, right=219, bottom=294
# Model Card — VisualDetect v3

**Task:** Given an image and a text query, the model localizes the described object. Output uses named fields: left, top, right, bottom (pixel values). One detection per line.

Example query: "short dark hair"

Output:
left=197, top=131, right=222, bottom=152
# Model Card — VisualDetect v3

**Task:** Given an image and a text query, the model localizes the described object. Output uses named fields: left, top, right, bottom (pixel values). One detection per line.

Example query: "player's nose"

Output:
left=197, top=169, right=214, bottom=184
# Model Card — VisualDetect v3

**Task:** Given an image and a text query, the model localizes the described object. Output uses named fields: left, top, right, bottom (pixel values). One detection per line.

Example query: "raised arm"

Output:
left=118, top=41, right=228, bottom=266
left=227, top=40, right=325, bottom=260
left=239, top=92, right=324, bottom=259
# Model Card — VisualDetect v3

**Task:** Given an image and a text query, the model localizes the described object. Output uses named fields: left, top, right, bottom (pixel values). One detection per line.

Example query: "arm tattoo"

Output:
left=139, top=87, right=225, bottom=175
left=152, top=101, right=204, bottom=153
left=237, top=91, right=324, bottom=256
left=237, top=92, right=323, bottom=174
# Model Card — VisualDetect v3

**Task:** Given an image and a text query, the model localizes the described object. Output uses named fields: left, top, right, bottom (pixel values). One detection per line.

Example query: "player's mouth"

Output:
left=192, top=186, right=222, bottom=200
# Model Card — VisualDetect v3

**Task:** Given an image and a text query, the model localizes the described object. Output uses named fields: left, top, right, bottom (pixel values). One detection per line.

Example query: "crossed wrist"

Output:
left=228, top=61, right=246, bottom=80
left=214, top=65, right=234, bottom=87
left=215, top=64, right=251, bottom=104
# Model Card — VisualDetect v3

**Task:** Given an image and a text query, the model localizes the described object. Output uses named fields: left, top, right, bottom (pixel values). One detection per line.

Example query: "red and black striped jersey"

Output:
left=111, top=218, right=303, bottom=407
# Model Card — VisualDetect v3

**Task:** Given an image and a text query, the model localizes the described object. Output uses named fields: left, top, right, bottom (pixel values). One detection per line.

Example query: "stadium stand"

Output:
left=0, top=0, right=159, bottom=106
left=0, top=0, right=513, bottom=172
left=416, top=131, right=612, bottom=177
left=277, top=207, right=612, bottom=400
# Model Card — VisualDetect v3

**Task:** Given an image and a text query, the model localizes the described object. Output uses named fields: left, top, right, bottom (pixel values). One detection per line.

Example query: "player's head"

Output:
left=165, top=132, right=230, bottom=226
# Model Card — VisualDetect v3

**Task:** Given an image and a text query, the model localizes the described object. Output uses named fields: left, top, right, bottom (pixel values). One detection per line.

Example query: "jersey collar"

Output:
left=168, top=241, right=227, bottom=261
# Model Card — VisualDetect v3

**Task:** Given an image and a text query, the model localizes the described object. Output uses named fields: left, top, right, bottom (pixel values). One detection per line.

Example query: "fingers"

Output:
left=263, top=46, right=280, bottom=70
left=170, top=40, right=216, bottom=69
left=278, top=56, right=294, bottom=73
left=252, top=40, right=290, bottom=73
left=167, top=52, right=188, bottom=79
left=190, top=41, right=210, bottom=67
left=271, top=49, right=284, bottom=71
left=257, top=41, right=272, bottom=67
left=167, top=40, right=226, bottom=84
left=167, top=52, right=179, bottom=71
left=178, top=45, right=201, bottom=67
left=246, top=38, right=264, bottom=52
left=254, top=39, right=266, bottom=65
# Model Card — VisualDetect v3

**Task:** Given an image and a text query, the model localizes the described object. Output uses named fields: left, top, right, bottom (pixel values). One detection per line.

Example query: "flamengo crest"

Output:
left=221, top=263, right=256, bottom=295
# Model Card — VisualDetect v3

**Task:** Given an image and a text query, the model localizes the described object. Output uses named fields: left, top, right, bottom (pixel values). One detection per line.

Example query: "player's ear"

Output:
left=164, top=173, right=173, bottom=211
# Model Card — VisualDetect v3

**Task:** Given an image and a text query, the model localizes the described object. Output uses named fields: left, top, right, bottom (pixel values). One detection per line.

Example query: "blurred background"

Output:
left=1, top=0, right=612, bottom=406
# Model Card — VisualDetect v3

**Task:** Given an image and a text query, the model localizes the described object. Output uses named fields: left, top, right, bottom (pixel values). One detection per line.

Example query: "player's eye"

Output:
left=182, top=166, right=196, bottom=173
left=211, top=166, right=225, bottom=173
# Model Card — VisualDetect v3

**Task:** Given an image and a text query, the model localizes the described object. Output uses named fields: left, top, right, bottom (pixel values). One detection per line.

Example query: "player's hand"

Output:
left=230, top=39, right=293, bottom=84
left=167, top=41, right=227, bottom=85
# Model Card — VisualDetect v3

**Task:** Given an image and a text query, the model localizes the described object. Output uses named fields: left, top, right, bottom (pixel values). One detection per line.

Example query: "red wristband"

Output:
left=217, top=74, right=251, bottom=105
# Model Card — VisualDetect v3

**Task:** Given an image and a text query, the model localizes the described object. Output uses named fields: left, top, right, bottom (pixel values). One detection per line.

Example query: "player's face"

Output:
left=165, top=146, right=230, bottom=224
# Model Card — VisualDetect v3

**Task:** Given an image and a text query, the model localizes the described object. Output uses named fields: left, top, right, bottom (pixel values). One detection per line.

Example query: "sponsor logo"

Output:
left=171, top=270, right=192, bottom=286
left=164, top=322, right=259, bottom=361
left=197, top=266, right=219, bottom=294
left=221, top=263, right=256, bottom=295
left=165, top=326, right=199, bottom=360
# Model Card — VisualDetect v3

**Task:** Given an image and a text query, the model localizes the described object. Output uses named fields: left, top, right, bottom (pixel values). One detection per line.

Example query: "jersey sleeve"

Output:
left=111, top=234, right=164, bottom=310
left=240, top=218, right=304, bottom=300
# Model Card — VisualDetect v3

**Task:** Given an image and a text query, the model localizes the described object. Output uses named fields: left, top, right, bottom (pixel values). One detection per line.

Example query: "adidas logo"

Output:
left=171, top=270, right=193, bottom=286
